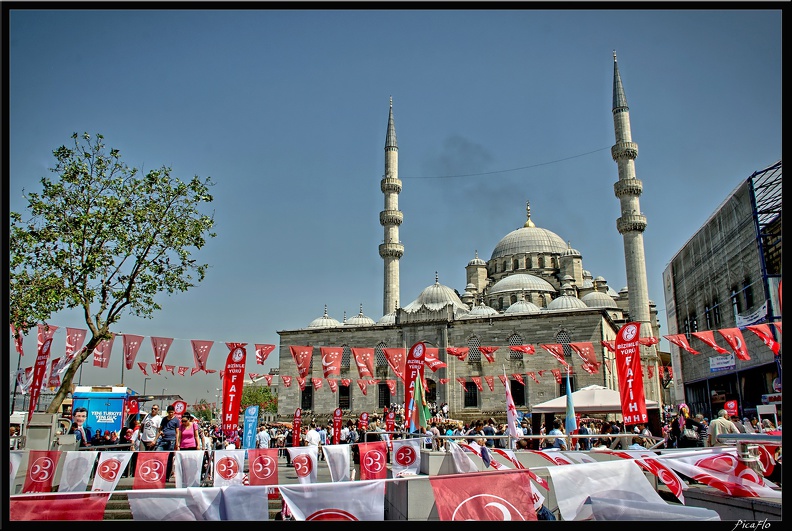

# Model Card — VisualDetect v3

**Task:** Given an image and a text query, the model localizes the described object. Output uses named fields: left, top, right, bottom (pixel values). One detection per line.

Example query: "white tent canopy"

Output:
left=531, top=385, right=659, bottom=414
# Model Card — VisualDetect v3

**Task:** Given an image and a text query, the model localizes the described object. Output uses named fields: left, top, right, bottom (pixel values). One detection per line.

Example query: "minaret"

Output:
left=379, top=97, right=404, bottom=316
left=611, top=52, right=660, bottom=402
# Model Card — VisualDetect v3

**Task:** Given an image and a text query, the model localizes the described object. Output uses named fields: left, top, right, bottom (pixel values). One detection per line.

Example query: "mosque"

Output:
left=275, top=54, right=662, bottom=424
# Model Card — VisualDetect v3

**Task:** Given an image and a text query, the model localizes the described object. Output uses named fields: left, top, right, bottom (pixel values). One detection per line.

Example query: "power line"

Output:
left=402, top=146, right=611, bottom=180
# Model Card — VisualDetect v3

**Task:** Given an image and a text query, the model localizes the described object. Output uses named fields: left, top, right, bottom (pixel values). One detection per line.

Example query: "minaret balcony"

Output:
left=380, top=209, right=404, bottom=226
left=613, top=178, right=643, bottom=198
left=616, top=213, right=647, bottom=234
left=611, top=141, right=638, bottom=161
left=379, top=242, right=404, bottom=258
left=381, top=177, right=402, bottom=194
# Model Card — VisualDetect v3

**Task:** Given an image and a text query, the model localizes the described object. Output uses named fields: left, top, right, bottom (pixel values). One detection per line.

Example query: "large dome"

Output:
left=489, top=273, right=556, bottom=294
left=345, top=305, right=376, bottom=326
left=504, top=299, right=542, bottom=315
left=491, top=226, right=568, bottom=259
left=581, top=291, right=619, bottom=309
left=543, top=295, right=588, bottom=311
left=403, top=278, right=469, bottom=315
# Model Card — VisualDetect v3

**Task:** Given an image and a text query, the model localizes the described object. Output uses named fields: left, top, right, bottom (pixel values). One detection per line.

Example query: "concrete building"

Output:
left=275, top=55, right=663, bottom=424
left=662, top=161, right=781, bottom=420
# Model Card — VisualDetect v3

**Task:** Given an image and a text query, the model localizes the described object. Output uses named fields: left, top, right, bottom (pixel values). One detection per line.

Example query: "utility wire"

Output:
left=402, top=146, right=611, bottom=179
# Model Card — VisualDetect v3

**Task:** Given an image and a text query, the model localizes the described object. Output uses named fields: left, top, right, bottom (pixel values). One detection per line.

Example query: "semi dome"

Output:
left=543, top=295, right=588, bottom=311
left=345, top=305, right=376, bottom=326
left=461, top=301, right=500, bottom=319
left=307, top=305, right=342, bottom=328
left=403, top=275, right=470, bottom=315
left=504, top=299, right=542, bottom=315
left=490, top=201, right=567, bottom=259
left=377, top=312, right=396, bottom=326
left=490, top=273, right=556, bottom=294
left=581, top=291, right=619, bottom=309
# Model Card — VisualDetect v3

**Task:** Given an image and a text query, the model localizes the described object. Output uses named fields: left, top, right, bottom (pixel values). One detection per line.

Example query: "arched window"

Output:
left=467, top=335, right=481, bottom=362
left=556, top=330, right=573, bottom=358
left=464, top=382, right=478, bottom=407
left=513, top=259, right=519, bottom=271
left=510, top=294, right=517, bottom=305
left=378, top=382, right=391, bottom=409
left=538, top=255, right=545, bottom=268
left=503, top=261, right=508, bottom=272
left=375, top=342, right=387, bottom=367
left=342, top=345, right=352, bottom=370
left=498, top=297, right=504, bottom=310
left=507, top=333, right=524, bottom=360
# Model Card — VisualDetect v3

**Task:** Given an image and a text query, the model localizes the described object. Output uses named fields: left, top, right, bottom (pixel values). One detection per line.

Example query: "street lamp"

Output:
left=143, top=377, right=151, bottom=396
left=162, top=388, right=167, bottom=409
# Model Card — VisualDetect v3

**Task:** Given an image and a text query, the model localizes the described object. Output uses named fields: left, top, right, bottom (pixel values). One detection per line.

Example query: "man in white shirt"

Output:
left=306, top=423, right=322, bottom=459
left=256, top=424, right=271, bottom=449
left=340, top=423, right=350, bottom=443
left=140, top=405, right=162, bottom=450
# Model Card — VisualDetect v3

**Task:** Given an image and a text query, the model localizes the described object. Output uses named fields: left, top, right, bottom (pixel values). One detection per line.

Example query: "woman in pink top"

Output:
left=179, top=412, right=202, bottom=450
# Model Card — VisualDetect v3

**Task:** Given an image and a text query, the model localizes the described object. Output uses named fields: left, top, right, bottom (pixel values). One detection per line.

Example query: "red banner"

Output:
left=319, top=346, right=343, bottom=378
left=484, top=376, right=494, bottom=391
left=221, top=343, right=247, bottom=435
left=526, top=372, right=539, bottom=384
left=247, top=448, right=280, bottom=486
left=663, top=333, right=700, bottom=355
left=614, top=322, right=648, bottom=426
left=22, top=450, right=61, bottom=493
left=403, top=342, right=426, bottom=432
left=383, top=347, right=407, bottom=380
left=150, top=336, right=173, bottom=372
left=133, top=452, right=169, bottom=489
left=479, top=346, right=498, bottom=363
left=254, top=343, right=276, bottom=365
left=691, top=331, right=730, bottom=355
left=446, top=347, right=469, bottom=361
left=122, top=334, right=144, bottom=370
left=357, top=379, right=368, bottom=395
left=10, top=493, right=110, bottom=520
left=191, top=339, right=214, bottom=372
left=327, top=379, right=338, bottom=393
left=292, top=408, right=302, bottom=446
left=746, top=324, right=781, bottom=355
left=386, top=379, right=397, bottom=395
left=423, top=347, right=447, bottom=371
left=29, top=325, right=58, bottom=424
left=289, top=345, right=313, bottom=379
left=719, top=328, right=751, bottom=361
left=430, top=469, right=537, bottom=521
left=332, top=408, right=343, bottom=445
left=358, top=441, right=388, bottom=480
left=92, top=333, right=116, bottom=368
left=281, top=375, right=292, bottom=387
left=539, top=343, right=569, bottom=368
left=471, top=376, right=483, bottom=391
left=351, top=347, right=375, bottom=378
left=509, top=344, right=535, bottom=355
left=359, top=411, right=370, bottom=429
left=311, top=377, right=323, bottom=390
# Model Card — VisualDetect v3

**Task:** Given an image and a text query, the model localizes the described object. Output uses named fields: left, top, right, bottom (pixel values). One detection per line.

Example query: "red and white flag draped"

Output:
left=128, top=485, right=271, bottom=520
left=133, top=452, right=170, bottom=489
left=327, top=379, right=338, bottom=393
left=10, top=492, right=110, bottom=521
left=282, top=375, right=292, bottom=387
left=392, top=439, right=422, bottom=477
left=539, top=343, right=569, bottom=368
left=91, top=333, right=116, bottom=368
left=471, top=376, right=483, bottom=391
left=150, top=336, right=173, bottom=372
left=358, top=441, right=389, bottom=480
left=691, top=331, right=730, bottom=355
left=718, top=328, right=751, bottom=361
left=279, top=479, right=386, bottom=521
left=423, top=347, right=447, bottom=371
left=319, top=346, right=343, bottom=378
left=351, top=347, right=375, bottom=378
left=11, top=323, right=25, bottom=356
left=22, top=450, right=61, bottom=493
left=297, top=376, right=306, bottom=391
left=289, top=345, right=313, bottom=379
left=29, top=325, right=58, bottom=423
left=92, top=452, right=133, bottom=492
left=56, top=326, right=87, bottom=377
left=254, top=343, right=276, bottom=365
left=382, top=347, right=407, bottom=380
left=569, top=342, right=600, bottom=374
left=191, top=339, right=214, bottom=373
left=614, top=322, right=648, bottom=426
left=122, top=334, right=145, bottom=370
left=663, top=333, right=700, bottom=355
left=430, top=469, right=537, bottom=521
left=221, top=343, right=247, bottom=435
left=446, top=346, right=469, bottom=361
left=509, top=344, right=535, bottom=356
left=479, top=346, right=498, bottom=363
left=247, top=448, right=280, bottom=487
left=484, top=375, right=494, bottom=391
left=213, top=449, right=246, bottom=486
left=604, top=449, right=687, bottom=504
left=746, top=323, right=781, bottom=355
left=311, top=377, right=323, bottom=390
left=287, top=446, right=319, bottom=484
left=386, top=379, right=397, bottom=395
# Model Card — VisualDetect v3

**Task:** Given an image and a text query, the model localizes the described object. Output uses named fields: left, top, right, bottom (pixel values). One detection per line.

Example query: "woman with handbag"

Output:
left=670, top=403, right=704, bottom=449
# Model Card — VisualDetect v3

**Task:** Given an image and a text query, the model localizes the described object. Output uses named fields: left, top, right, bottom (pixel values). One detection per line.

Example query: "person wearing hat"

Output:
left=179, top=412, right=202, bottom=451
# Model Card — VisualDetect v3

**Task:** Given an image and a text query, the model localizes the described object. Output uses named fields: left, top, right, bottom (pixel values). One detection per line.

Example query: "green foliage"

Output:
left=10, top=133, right=217, bottom=413
left=241, top=383, right=278, bottom=417
left=194, top=398, right=214, bottom=422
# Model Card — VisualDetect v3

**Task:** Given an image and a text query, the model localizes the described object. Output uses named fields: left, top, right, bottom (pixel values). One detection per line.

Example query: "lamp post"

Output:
left=143, top=377, right=151, bottom=396
left=162, top=388, right=167, bottom=409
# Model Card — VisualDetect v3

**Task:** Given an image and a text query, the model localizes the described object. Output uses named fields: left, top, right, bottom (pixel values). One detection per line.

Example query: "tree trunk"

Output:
left=45, top=338, right=100, bottom=414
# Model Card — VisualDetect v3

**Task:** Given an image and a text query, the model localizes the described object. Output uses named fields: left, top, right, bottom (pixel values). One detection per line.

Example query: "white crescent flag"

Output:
left=287, top=446, right=319, bottom=484
left=321, top=444, right=351, bottom=482
left=91, top=452, right=133, bottom=492
left=128, top=486, right=225, bottom=520
left=391, top=438, right=422, bottom=477
left=279, top=479, right=386, bottom=521
left=446, top=440, right=479, bottom=474
left=212, top=450, right=246, bottom=487
left=174, top=451, right=205, bottom=488
left=58, top=451, right=98, bottom=492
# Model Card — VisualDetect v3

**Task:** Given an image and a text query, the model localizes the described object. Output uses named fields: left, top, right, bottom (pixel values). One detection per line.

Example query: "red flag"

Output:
left=254, top=343, right=276, bottom=365
left=357, top=379, right=368, bottom=395
left=386, top=379, right=397, bottom=395
left=600, top=340, right=615, bottom=353
left=311, top=377, right=323, bottom=390
left=127, top=396, right=139, bottom=414
left=746, top=324, right=781, bottom=355
left=509, top=344, right=535, bottom=355
left=122, top=334, right=145, bottom=370
left=358, top=441, right=389, bottom=480
left=264, top=374, right=273, bottom=386
left=150, top=336, right=174, bottom=372
left=92, top=333, right=116, bottom=368
left=569, top=342, right=601, bottom=374
left=478, top=346, right=498, bottom=363
left=550, top=368, right=562, bottom=383
left=430, top=470, right=537, bottom=521
left=638, top=336, right=659, bottom=346
left=471, top=376, right=483, bottom=391
left=29, top=325, right=58, bottom=423
left=439, top=378, right=449, bottom=384
left=446, top=347, right=469, bottom=361
left=382, top=347, right=407, bottom=380
left=10, top=493, right=110, bottom=520
left=137, top=361, right=149, bottom=376
left=221, top=343, right=247, bottom=435
left=614, top=322, right=649, bottom=426
left=177, top=366, right=188, bottom=376
left=691, top=331, right=730, bottom=355
left=297, top=377, right=306, bottom=391
left=10, top=323, right=24, bottom=356
left=539, top=343, right=569, bottom=368
left=647, top=365, right=654, bottom=379
left=719, top=328, right=751, bottom=361
left=46, top=358, right=61, bottom=388
left=351, top=347, right=375, bottom=378
left=289, top=345, right=313, bottom=379
left=164, top=364, right=175, bottom=375
left=403, top=342, right=426, bottom=433
left=423, top=347, right=447, bottom=371
left=282, top=375, right=293, bottom=388
left=191, top=339, right=214, bottom=372
left=319, top=346, right=343, bottom=378
left=483, top=375, right=494, bottom=391
left=327, top=379, right=338, bottom=393
left=664, top=334, right=700, bottom=355
left=133, top=452, right=169, bottom=489
left=21, top=450, right=61, bottom=493
left=526, top=372, right=539, bottom=384
left=456, top=377, right=467, bottom=388
left=151, top=362, right=161, bottom=375
left=247, top=448, right=280, bottom=486
left=333, top=408, right=343, bottom=444
left=292, top=409, right=302, bottom=446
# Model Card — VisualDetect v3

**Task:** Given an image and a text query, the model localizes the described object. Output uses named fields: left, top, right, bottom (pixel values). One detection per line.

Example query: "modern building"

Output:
left=275, top=55, right=664, bottom=424
left=662, top=161, right=781, bottom=420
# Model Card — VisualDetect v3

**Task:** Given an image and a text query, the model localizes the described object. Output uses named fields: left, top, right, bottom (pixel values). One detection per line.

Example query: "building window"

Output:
left=498, top=297, right=504, bottom=311
left=705, top=306, right=712, bottom=330
left=556, top=330, right=573, bottom=357
left=502, top=261, right=508, bottom=272
left=689, top=314, right=698, bottom=333
left=510, top=294, right=517, bottom=305
left=342, top=345, right=352, bottom=370
left=339, top=384, right=350, bottom=409
left=378, top=383, right=390, bottom=409
left=375, top=342, right=387, bottom=367
left=731, top=287, right=743, bottom=314
left=538, top=255, right=545, bottom=268
left=507, top=333, right=524, bottom=360
left=513, top=259, right=519, bottom=271
left=712, top=298, right=722, bottom=326
left=560, top=374, right=576, bottom=396
left=467, top=336, right=481, bottom=362
left=464, top=382, right=478, bottom=407
left=301, top=386, right=313, bottom=411
left=511, top=379, right=526, bottom=407
left=743, top=278, right=754, bottom=309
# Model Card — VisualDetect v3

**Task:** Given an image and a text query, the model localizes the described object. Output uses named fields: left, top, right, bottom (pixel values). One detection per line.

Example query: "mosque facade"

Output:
left=275, top=55, right=662, bottom=423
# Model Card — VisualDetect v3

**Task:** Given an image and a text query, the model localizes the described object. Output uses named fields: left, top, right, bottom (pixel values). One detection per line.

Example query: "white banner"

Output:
left=174, top=450, right=205, bottom=488
left=58, top=451, right=98, bottom=492
left=279, top=479, right=386, bottom=521
left=91, top=452, right=133, bottom=492
left=321, top=444, right=351, bottom=482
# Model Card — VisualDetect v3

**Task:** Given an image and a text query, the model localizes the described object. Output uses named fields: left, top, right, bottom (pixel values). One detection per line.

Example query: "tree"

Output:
left=10, top=133, right=216, bottom=414
left=241, top=383, right=278, bottom=419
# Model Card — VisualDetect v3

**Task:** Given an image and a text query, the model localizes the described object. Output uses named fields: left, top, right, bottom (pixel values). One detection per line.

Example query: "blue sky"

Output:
left=7, top=8, right=782, bottom=406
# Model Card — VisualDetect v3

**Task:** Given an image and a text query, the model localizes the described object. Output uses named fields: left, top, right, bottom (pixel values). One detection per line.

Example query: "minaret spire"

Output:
left=523, top=200, right=536, bottom=228
left=610, top=52, right=659, bottom=402
left=379, top=97, right=404, bottom=316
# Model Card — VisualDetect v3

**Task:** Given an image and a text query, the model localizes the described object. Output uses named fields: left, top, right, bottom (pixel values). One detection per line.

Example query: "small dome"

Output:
left=504, top=299, right=542, bottom=315
left=581, top=278, right=594, bottom=289
left=307, top=305, right=342, bottom=328
left=607, top=286, right=620, bottom=298
left=403, top=274, right=470, bottom=316
left=345, top=305, right=376, bottom=326
left=581, top=291, right=619, bottom=309
left=594, top=276, right=607, bottom=282
left=377, top=312, right=396, bottom=326
left=561, top=241, right=581, bottom=257
left=465, top=283, right=477, bottom=291
left=582, top=270, right=592, bottom=279
left=461, top=301, right=500, bottom=319
left=543, top=295, right=588, bottom=311
left=467, top=250, right=487, bottom=267
left=619, top=286, right=629, bottom=295
left=561, top=275, right=574, bottom=282
left=560, top=282, right=574, bottom=290
left=490, top=273, right=556, bottom=294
